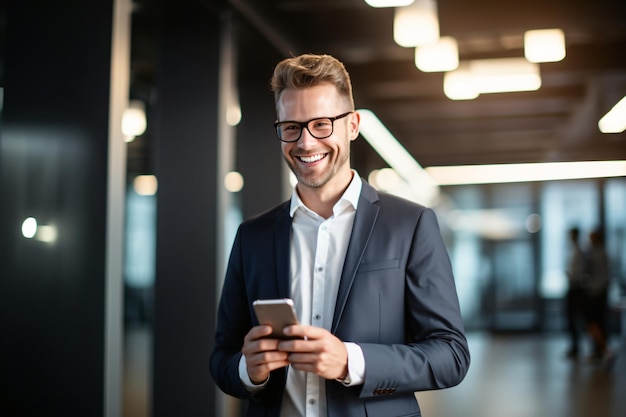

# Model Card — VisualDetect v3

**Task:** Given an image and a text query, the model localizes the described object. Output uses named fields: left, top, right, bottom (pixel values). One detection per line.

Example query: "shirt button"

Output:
left=316, top=266, right=323, bottom=272
left=308, top=398, right=316, bottom=405
left=314, top=314, right=321, bottom=320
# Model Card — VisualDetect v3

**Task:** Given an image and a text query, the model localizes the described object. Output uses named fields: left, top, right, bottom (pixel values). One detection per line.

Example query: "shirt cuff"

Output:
left=336, top=342, right=365, bottom=386
left=238, top=354, right=268, bottom=392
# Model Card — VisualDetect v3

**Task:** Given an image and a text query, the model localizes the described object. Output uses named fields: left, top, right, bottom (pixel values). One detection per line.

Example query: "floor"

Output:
left=416, top=332, right=625, bottom=417
left=123, top=328, right=626, bottom=417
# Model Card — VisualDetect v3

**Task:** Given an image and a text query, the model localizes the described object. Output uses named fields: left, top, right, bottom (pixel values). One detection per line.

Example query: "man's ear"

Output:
left=349, top=111, right=361, bottom=141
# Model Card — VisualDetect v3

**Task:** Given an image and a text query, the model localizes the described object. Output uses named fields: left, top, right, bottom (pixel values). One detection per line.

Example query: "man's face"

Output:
left=277, top=83, right=359, bottom=191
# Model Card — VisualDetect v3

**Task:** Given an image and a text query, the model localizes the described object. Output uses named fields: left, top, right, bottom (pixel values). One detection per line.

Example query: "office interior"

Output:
left=0, top=0, right=625, bottom=416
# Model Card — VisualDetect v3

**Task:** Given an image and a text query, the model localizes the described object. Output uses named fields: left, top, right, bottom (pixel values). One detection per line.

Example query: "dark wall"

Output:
left=0, top=0, right=114, bottom=415
left=151, top=2, right=220, bottom=415
left=236, top=15, right=287, bottom=220
left=150, top=5, right=288, bottom=412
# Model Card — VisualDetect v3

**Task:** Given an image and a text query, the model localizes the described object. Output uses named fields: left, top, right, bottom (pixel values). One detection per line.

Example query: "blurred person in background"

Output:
left=565, top=227, right=585, bottom=359
left=583, top=228, right=613, bottom=364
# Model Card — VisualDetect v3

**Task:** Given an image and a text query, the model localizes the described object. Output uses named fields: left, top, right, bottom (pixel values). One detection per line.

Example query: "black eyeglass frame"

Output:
left=273, top=111, right=353, bottom=143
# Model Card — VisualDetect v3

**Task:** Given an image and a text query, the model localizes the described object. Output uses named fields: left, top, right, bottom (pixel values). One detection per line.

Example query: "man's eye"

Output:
left=312, top=120, right=331, bottom=128
left=283, top=123, right=300, bottom=131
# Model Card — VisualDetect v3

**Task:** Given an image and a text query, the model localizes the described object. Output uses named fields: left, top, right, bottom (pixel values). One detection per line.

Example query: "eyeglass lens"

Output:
left=276, top=118, right=334, bottom=142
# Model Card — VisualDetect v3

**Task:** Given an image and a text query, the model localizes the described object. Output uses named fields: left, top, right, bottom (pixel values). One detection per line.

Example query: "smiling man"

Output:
left=210, top=53, right=470, bottom=417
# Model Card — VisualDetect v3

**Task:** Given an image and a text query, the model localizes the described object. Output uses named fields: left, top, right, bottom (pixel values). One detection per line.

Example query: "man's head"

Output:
left=269, top=54, right=360, bottom=194
left=589, top=228, right=605, bottom=246
left=271, top=54, right=355, bottom=113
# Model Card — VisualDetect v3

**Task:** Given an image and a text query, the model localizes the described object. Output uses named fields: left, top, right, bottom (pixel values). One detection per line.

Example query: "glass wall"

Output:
left=442, top=183, right=539, bottom=330
left=606, top=179, right=626, bottom=305
left=440, top=178, right=625, bottom=332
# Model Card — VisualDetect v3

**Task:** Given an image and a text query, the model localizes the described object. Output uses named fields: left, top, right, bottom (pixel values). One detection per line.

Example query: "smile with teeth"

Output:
left=298, top=153, right=327, bottom=163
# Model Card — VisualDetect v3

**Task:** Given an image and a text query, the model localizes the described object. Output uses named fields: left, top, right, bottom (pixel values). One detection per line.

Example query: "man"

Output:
left=583, top=228, right=612, bottom=363
left=564, top=227, right=585, bottom=359
left=210, top=53, right=470, bottom=417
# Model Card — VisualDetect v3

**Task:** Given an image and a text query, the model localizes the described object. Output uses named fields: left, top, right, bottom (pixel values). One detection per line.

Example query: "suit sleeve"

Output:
left=357, top=207, right=470, bottom=398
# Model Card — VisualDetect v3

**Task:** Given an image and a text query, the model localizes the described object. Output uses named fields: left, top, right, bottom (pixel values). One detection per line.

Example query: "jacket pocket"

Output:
left=364, top=394, right=421, bottom=416
left=358, top=258, right=400, bottom=273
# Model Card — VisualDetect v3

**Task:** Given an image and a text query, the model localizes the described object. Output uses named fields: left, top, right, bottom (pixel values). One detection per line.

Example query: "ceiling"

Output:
left=129, top=0, right=626, bottom=174
left=236, top=0, right=626, bottom=167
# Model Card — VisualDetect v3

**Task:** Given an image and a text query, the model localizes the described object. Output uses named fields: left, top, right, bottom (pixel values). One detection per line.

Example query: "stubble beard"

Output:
left=285, top=149, right=350, bottom=189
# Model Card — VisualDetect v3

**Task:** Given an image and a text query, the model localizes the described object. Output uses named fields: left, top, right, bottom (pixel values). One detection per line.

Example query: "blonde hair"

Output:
left=270, top=54, right=355, bottom=110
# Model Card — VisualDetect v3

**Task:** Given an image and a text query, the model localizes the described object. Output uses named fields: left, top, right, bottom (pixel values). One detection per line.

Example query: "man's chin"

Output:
left=295, top=172, right=330, bottom=189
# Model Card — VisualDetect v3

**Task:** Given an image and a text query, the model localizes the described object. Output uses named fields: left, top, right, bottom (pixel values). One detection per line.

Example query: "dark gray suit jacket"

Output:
left=210, top=180, right=470, bottom=417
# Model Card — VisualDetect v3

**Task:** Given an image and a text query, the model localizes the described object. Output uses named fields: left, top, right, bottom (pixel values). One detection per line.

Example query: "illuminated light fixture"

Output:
left=598, top=95, right=626, bottom=133
left=443, top=63, right=479, bottom=100
left=393, top=0, right=439, bottom=47
left=224, top=171, right=244, bottom=192
left=22, top=217, right=37, bottom=238
left=133, top=175, right=158, bottom=196
left=21, top=217, right=57, bottom=243
left=444, top=58, right=541, bottom=99
left=447, top=209, right=522, bottom=240
left=369, top=167, right=399, bottom=189
left=226, top=103, right=242, bottom=126
left=415, top=36, right=459, bottom=72
left=122, top=99, right=147, bottom=142
left=425, top=160, right=626, bottom=185
left=470, top=57, right=541, bottom=94
left=524, top=28, right=566, bottom=63
left=358, top=109, right=440, bottom=205
left=36, top=225, right=58, bottom=243
left=368, top=168, right=432, bottom=205
left=364, top=0, right=414, bottom=7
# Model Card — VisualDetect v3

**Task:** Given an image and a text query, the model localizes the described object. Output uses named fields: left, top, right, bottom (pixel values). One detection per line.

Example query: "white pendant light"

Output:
left=524, top=28, right=566, bottom=63
left=415, top=36, right=459, bottom=72
left=364, top=0, right=414, bottom=7
left=393, top=0, right=439, bottom=47
left=470, top=57, right=541, bottom=94
left=133, top=175, right=159, bottom=196
left=122, top=99, right=147, bottom=142
left=443, top=63, right=479, bottom=100
left=444, top=58, right=542, bottom=100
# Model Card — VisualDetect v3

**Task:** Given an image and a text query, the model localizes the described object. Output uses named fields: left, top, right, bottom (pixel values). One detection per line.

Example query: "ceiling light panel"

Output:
left=393, top=0, right=439, bottom=47
left=524, top=28, right=566, bottom=63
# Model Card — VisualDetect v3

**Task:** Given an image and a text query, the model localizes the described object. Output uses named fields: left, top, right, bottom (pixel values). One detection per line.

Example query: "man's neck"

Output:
left=297, top=171, right=353, bottom=219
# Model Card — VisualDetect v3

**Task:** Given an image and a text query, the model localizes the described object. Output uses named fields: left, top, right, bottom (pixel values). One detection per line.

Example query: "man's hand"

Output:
left=241, top=325, right=290, bottom=384
left=278, top=325, right=348, bottom=380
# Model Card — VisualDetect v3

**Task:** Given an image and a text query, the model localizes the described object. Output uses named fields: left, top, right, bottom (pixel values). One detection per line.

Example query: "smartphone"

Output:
left=252, top=298, right=300, bottom=339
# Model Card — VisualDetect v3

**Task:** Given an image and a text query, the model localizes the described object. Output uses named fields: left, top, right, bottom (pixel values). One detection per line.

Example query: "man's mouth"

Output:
left=297, top=153, right=327, bottom=163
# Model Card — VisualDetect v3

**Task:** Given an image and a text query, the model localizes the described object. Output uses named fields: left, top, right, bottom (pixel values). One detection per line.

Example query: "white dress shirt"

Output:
left=239, top=172, right=365, bottom=417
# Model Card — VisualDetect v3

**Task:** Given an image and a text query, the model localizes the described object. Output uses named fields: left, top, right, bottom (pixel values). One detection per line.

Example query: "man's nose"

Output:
left=297, top=127, right=318, bottom=147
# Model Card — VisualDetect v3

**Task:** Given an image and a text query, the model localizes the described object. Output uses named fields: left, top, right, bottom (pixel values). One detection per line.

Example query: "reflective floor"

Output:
left=123, top=328, right=625, bottom=417
left=417, top=332, right=625, bottom=417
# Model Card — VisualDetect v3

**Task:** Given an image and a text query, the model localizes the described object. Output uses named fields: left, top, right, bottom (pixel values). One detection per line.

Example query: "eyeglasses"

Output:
left=274, top=111, right=353, bottom=142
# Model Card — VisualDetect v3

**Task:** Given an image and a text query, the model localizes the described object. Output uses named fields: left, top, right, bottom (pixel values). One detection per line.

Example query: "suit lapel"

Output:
left=274, top=203, right=292, bottom=298
left=331, top=182, right=380, bottom=333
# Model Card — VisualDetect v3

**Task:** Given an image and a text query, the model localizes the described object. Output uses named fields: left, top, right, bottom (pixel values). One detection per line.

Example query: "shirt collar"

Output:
left=289, top=170, right=362, bottom=218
